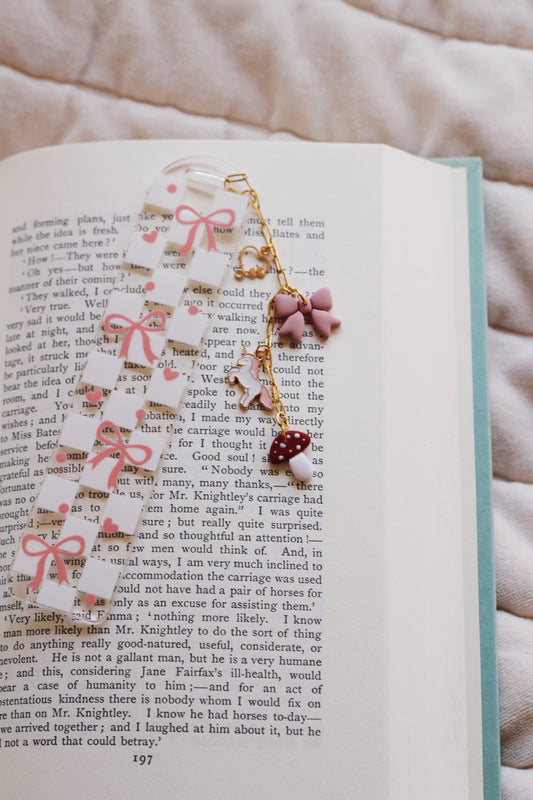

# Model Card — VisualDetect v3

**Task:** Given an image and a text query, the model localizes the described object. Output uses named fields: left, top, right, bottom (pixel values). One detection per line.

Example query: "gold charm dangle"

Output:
left=224, top=172, right=341, bottom=484
left=234, top=245, right=272, bottom=281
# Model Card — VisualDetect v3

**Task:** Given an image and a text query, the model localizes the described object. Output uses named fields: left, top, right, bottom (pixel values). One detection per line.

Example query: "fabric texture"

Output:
left=0, top=1, right=530, bottom=795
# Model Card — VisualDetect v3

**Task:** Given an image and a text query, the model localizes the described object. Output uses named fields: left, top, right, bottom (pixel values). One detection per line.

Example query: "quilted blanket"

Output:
left=0, top=1, right=530, bottom=796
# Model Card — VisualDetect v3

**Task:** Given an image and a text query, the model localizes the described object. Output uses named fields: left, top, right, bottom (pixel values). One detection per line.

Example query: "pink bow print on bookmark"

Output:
left=86, top=421, right=153, bottom=490
left=104, top=309, right=167, bottom=365
left=275, top=287, right=341, bottom=343
left=21, top=533, right=86, bottom=592
left=174, top=205, right=236, bottom=255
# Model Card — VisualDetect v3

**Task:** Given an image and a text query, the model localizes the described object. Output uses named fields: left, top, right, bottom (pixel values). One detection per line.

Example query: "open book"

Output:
left=0, top=141, right=499, bottom=799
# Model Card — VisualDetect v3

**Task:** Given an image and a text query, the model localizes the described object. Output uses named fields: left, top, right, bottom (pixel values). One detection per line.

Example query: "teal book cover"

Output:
left=442, top=157, right=500, bottom=800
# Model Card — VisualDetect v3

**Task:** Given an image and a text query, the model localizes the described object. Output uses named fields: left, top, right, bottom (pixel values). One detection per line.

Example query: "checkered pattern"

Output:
left=11, top=173, right=248, bottom=623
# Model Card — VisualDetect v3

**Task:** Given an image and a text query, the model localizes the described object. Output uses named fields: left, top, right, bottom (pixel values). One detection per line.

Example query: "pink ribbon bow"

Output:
left=22, top=533, right=85, bottom=592
left=174, top=205, right=236, bottom=255
left=87, top=421, right=153, bottom=489
left=104, top=309, right=167, bottom=365
left=275, top=287, right=341, bottom=342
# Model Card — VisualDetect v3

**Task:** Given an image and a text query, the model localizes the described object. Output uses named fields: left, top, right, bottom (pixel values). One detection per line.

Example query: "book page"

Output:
left=382, top=153, right=481, bottom=800
left=0, top=141, right=480, bottom=799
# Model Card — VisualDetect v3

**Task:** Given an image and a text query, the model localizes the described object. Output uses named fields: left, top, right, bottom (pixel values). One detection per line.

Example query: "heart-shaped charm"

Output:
left=235, top=245, right=271, bottom=281
left=142, top=230, right=157, bottom=244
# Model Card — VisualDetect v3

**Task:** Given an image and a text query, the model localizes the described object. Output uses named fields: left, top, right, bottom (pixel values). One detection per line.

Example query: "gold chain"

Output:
left=224, top=173, right=304, bottom=299
left=255, top=300, right=289, bottom=436
left=224, top=173, right=299, bottom=438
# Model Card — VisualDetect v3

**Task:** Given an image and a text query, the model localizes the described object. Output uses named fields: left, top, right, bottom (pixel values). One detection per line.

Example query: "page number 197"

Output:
left=133, top=754, right=153, bottom=765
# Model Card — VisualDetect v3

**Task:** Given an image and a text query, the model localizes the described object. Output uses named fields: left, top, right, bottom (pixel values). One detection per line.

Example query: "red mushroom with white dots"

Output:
left=269, top=430, right=312, bottom=482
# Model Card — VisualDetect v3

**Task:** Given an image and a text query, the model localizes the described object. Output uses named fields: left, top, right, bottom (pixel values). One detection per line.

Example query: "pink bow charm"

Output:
left=275, top=287, right=341, bottom=343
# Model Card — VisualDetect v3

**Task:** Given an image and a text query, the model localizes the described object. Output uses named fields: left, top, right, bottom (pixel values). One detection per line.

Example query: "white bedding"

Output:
left=0, top=1, right=530, bottom=796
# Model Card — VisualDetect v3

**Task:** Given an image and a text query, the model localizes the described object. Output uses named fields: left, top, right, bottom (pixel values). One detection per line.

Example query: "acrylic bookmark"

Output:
left=9, top=160, right=248, bottom=625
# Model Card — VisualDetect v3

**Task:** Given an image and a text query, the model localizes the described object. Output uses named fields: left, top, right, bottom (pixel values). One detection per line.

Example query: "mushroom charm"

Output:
left=269, top=430, right=312, bottom=482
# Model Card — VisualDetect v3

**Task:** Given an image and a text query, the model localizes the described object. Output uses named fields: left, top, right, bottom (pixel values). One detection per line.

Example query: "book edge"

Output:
left=439, top=157, right=501, bottom=800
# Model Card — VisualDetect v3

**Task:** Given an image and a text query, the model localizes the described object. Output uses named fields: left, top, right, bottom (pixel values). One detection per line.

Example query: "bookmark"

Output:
left=9, top=159, right=248, bottom=625
left=225, top=174, right=341, bottom=483
left=9, top=161, right=339, bottom=625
